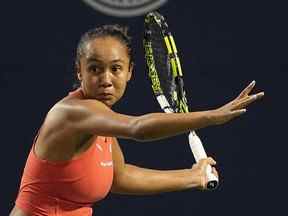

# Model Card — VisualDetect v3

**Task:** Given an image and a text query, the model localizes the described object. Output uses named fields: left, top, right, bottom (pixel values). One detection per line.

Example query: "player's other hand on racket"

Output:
left=190, top=157, right=218, bottom=190
left=211, top=80, right=264, bottom=125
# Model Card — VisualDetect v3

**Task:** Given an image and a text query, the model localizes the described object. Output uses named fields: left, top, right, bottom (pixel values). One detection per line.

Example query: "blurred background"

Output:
left=1, top=1, right=284, bottom=215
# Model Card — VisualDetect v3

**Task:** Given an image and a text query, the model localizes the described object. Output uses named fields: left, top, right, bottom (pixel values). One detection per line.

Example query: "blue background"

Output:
left=1, top=1, right=283, bottom=215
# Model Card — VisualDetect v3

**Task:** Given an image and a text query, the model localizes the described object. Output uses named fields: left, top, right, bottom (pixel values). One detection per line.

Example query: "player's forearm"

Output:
left=133, top=111, right=212, bottom=141
left=68, top=100, right=213, bottom=141
left=111, top=164, right=199, bottom=195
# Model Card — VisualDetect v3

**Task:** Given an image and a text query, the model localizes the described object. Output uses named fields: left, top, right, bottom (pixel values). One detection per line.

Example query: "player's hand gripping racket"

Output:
left=143, top=11, right=218, bottom=190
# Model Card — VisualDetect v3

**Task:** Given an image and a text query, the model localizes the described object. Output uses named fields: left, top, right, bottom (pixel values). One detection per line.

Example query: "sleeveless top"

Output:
left=15, top=89, right=114, bottom=216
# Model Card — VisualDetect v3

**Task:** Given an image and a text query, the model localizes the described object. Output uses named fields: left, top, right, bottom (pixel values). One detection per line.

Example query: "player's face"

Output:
left=77, top=36, right=133, bottom=107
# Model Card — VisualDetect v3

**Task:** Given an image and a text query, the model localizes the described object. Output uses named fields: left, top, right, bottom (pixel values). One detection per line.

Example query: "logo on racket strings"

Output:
left=82, top=0, right=168, bottom=17
left=144, top=43, right=162, bottom=93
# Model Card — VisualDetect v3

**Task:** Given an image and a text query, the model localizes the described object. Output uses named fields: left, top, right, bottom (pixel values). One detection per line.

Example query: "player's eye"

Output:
left=111, top=65, right=122, bottom=73
left=88, top=65, right=102, bottom=73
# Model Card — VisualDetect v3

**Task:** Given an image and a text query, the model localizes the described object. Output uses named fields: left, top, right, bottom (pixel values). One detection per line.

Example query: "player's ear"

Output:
left=76, top=61, right=82, bottom=81
left=127, top=62, right=134, bottom=82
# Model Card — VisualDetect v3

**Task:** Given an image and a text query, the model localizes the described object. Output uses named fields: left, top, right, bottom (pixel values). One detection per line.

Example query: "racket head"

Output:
left=143, top=11, right=189, bottom=113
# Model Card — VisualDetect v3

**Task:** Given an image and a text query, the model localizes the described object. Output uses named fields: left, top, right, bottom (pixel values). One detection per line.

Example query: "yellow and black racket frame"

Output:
left=143, top=12, right=219, bottom=190
left=143, top=11, right=189, bottom=113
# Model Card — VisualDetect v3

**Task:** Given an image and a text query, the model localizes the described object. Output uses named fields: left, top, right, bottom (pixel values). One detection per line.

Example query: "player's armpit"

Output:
left=110, top=138, right=127, bottom=193
left=111, top=138, right=125, bottom=177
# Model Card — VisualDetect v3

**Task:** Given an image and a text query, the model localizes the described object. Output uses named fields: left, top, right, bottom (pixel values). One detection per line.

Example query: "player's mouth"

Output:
left=96, top=92, right=114, bottom=100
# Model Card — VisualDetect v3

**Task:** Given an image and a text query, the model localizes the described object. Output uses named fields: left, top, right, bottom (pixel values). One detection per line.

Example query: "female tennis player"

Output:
left=10, top=25, right=264, bottom=216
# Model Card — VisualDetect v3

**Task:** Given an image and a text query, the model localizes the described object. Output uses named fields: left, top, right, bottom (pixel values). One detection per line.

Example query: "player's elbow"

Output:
left=129, top=116, right=153, bottom=142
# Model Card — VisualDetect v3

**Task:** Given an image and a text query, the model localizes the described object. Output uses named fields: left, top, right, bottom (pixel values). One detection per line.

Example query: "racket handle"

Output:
left=155, top=95, right=218, bottom=189
left=188, top=132, right=219, bottom=190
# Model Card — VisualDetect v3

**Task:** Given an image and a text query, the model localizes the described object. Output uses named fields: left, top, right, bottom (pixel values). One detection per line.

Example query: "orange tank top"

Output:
left=15, top=89, right=114, bottom=216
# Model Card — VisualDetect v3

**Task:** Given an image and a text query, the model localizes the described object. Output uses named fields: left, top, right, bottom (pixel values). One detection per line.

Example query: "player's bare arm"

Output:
left=53, top=82, right=263, bottom=142
left=110, top=138, right=218, bottom=194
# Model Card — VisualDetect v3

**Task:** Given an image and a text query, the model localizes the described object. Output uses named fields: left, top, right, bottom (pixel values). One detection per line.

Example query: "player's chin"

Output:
left=97, top=97, right=116, bottom=108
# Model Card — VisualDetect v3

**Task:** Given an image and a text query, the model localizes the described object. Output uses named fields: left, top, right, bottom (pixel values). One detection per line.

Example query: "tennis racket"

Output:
left=143, top=11, right=218, bottom=190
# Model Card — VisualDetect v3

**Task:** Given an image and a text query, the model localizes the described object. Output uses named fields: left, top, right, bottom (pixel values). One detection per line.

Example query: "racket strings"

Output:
left=148, top=21, right=177, bottom=109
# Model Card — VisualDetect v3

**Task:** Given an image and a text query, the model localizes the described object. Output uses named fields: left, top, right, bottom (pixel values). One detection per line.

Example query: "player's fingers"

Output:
left=198, top=157, right=215, bottom=166
left=229, top=109, right=247, bottom=119
left=236, top=80, right=256, bottom=99
left=207, top=157, right=216, bottom=166
left=253, top=92, right=265, bottom=100
left=234, top=92, right=264, bottom=109
left=197, top=159, right=208, bottom=172
left=198, top=157, right=216, bottom=171
left=212, top=167, right=219, bottom=179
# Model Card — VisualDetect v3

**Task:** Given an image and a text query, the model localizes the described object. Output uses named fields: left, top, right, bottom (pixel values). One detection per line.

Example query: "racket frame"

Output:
left=143, top=11, right=218, bottom=190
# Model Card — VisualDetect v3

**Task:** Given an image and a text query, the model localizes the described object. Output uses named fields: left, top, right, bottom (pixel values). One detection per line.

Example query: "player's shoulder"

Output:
left=60, top=97, right=110, bottom=112
left=46, top=97, right=110, bottom=125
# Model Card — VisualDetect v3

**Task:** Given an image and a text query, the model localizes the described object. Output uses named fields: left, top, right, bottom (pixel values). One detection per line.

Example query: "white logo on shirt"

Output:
left=100, top=161, right=113, bottom=167
left=109, top=144, right=112, bottom=153
left=96, top=144, right=103, bottom=152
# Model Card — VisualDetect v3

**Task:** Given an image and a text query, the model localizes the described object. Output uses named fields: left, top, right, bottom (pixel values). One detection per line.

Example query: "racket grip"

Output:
left=188, top=132, right=219, bottom=190
left=205, top=164, right=219, bottom=190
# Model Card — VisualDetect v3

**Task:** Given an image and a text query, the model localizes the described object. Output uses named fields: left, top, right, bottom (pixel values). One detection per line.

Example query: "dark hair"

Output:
left=73, top=24, right=133, bottom=88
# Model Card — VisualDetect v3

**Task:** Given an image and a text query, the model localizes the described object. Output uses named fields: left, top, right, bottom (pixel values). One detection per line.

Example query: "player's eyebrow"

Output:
left=86, top=56, right=102, bottom=62
left=87, top=58, right=125, bottom=63
left=111, top=59, right=125, bottom=64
